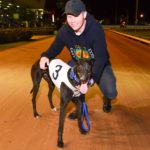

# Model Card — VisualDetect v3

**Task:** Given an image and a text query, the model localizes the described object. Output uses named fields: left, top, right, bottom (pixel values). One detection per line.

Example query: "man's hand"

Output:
left=39, top=57, right=49, bottom=70
left=88, top=78, right=95, bottom=87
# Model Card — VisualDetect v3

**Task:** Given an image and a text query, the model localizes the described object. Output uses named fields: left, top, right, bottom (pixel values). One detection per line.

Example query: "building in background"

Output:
left=0, top=0, right=57, bottom=28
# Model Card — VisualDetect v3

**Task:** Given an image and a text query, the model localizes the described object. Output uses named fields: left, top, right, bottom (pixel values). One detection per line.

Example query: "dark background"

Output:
left=45, top=0, right=150, bottom=24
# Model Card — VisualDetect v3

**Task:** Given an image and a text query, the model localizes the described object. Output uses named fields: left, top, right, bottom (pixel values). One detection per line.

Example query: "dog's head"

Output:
left=76, top=59, right=93, bottom=84
left=70, top=59, right=94, bottom=94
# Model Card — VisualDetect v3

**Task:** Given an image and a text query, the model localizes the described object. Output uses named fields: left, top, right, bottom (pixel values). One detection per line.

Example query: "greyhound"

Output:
left=30, top=58, right=93, bottom=148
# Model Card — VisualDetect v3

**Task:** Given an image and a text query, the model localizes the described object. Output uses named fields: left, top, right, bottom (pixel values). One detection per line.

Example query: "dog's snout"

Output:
left=78, top=72, right=91, bottom=84
left=80, top=80, right=87, bottom=84
left=77, top=60, right=92, bottom=84
left=80, top=75, right=90, bottom=84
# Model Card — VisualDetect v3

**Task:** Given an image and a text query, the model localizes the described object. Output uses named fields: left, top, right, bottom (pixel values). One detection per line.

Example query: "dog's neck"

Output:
left=68, top=67, right=80, bottom=86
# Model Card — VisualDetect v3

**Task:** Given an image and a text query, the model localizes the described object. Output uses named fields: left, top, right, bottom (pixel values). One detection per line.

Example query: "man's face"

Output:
left=66, top=12, right=86, bottom=32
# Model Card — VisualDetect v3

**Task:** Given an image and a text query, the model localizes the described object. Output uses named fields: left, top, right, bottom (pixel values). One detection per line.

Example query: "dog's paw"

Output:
left=57, top=141, right=64, bottom=148
left=68, top=112, right=77, bottom=120
left=79, top=128, right=88, bottom=135
left=52, top=107, right=57, bottom=112
left=34, top=113, right=41, bottom=119
left=35, top=116, right=40, bottom=119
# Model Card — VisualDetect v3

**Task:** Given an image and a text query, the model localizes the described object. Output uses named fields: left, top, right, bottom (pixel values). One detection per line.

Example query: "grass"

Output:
left=0, top=35, right=53, bottom=51
left=0, top=28, right=149, bottom=51
left=114, top=28, right=150, bottom=40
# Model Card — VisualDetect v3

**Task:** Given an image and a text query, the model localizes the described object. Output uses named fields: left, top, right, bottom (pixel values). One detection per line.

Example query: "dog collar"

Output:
left=69, top=68, right=80, bottom=83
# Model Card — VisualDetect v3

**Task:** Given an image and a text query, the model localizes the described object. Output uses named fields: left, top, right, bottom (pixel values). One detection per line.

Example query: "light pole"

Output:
left=135, top=0, right=139, bottom=25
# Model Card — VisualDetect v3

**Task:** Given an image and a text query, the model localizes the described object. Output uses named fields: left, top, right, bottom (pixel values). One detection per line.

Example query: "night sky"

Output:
left=45, top=0, right=150, bottom=24
left=85, top=0, right=150, bottom=24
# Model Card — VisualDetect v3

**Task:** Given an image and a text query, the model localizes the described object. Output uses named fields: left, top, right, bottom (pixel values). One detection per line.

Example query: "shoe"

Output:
left=103, top=96, right=112, bottom=113
left=68, top=111, right=77, bottom=120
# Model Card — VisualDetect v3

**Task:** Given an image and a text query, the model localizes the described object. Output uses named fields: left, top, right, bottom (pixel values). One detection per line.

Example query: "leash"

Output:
left=69, top=66, right=90, bottom=131
left=81, top=102, right=90, bottom=132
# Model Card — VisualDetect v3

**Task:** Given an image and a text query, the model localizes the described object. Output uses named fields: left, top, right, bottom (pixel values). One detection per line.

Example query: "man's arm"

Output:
left=92, top=25, right=109, bottom=83
left=40, top=28, right=65, bottom=69
left=41, top=30, right=65, bottom=58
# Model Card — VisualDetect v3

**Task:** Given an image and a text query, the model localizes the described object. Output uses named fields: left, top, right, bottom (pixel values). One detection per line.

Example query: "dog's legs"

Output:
left=48, top=82, right=56, bottom=111
left=76, top=99, right=84, bottom=132
left=57, top=83, right=73, bottom=148
left=57, top=97, right=69, bottom=148
left=43, top=73, right=56, bottom=111
left=31, top=77, right=42, bottom=118
left=30, top=62, right=43, bottom=118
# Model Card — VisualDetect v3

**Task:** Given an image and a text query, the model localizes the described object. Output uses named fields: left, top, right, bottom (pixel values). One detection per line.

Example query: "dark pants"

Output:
left=98, top=65, right=117, bottom=99
left=68, top=60, right=118, bottom=100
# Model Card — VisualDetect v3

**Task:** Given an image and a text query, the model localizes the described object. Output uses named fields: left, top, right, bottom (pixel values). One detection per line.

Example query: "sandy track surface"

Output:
left=0, top=33, right=150, bottom=150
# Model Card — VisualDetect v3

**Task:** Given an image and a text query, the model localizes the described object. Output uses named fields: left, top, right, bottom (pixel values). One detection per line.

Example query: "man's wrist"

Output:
left=88, top=78, right=95, bottom=87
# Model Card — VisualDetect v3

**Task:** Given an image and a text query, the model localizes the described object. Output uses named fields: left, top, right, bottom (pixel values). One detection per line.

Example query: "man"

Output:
left=40, top=0, right=118, bottom=117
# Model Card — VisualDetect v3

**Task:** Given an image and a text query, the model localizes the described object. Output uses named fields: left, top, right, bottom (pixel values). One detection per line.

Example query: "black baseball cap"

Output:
left=64, top=0, right=86, bottom=16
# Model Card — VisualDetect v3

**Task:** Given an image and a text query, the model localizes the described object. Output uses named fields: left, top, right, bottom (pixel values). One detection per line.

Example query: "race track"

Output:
left=0, top=30, right=150, bottom=150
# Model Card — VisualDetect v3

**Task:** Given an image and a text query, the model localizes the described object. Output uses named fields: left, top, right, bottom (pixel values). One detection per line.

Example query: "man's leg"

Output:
left=98, top=65, right=118, bottom=112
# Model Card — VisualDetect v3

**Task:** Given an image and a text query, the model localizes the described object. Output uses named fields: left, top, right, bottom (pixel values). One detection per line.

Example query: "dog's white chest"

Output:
left=48, top=59, right=81, bottom=97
